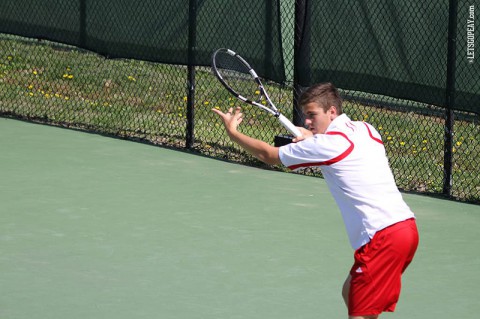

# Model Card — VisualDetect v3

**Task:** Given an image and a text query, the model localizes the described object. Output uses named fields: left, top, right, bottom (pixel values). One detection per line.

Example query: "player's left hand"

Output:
left=211, top=106, right=244, bottom=134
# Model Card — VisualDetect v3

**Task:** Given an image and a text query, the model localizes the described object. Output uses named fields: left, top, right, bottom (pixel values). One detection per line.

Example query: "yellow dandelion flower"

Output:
left=400, top=141, right=406, bottom=146
left=204, top=101, right=210, bottom=105
left=456, top=141, right=462, bottom=147
left=422, top=140, right=428, bottom=144
left=68, top=74, right=74, bottom=79
left=183, top=96, right=188, bottom=101
left=387, top=136, right=392, bottom=140
left=255, top=90, right=260, bottom=95
left=127, top=75, right=136, bottom=82
left=33, top=70, right=38, bottom=75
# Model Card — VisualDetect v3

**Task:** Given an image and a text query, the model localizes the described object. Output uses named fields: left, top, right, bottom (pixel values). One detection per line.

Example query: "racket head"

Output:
left=212, top=48, right=272, bottom=111
left=211, top=48, right=301, bottom=137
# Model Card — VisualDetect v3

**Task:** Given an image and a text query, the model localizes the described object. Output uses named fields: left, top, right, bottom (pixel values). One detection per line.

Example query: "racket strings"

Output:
left=214, top=52, right=263, bottom=103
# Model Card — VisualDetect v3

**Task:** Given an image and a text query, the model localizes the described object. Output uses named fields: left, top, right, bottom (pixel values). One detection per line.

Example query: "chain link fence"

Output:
left=1, top=1, right=479, bottom=204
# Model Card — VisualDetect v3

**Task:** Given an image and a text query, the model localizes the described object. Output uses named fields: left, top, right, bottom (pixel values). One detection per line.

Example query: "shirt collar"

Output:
left=325, top=113, right=351, bottom=133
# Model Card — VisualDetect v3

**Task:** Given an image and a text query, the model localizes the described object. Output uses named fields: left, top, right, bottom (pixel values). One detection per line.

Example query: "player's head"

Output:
left=299, top=82, right=343, bottom=114
left=299, top=82, right=343, bottom=134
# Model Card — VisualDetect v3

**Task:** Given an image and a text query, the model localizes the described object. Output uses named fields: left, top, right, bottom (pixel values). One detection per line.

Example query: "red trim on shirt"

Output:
left=346, top=121, right=356, bottom=132
left=363, top=122, right=383, bottom=144
left=287, top=131, right=354, bottom=170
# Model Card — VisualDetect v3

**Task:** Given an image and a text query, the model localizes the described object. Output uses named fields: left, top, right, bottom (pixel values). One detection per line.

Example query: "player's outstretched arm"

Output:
left=212, top=106, right=282, bottom=165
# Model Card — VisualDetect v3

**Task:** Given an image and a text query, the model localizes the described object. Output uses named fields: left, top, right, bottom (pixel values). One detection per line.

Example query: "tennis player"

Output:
left=212, top=82, right=419, bottom=319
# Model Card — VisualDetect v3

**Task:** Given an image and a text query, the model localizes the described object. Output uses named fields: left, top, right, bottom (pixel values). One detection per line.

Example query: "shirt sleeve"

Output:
left=278, top=133, right=354, bottom=171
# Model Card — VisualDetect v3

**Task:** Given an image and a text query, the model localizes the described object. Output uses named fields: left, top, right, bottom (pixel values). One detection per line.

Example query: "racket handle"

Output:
left=278, top=114, right=302, bottom=138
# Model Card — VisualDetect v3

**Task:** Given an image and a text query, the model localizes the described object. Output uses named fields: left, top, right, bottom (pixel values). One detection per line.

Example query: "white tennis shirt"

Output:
left=279, top=114, right=415, bottom=249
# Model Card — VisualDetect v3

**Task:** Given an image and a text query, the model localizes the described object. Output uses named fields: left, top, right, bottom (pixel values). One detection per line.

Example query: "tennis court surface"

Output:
left=1, top=117, right=479, bottom=319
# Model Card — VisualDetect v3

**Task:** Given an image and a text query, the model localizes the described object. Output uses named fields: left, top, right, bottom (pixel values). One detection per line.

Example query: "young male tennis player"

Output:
left=212, top=82, right=419, bottom=319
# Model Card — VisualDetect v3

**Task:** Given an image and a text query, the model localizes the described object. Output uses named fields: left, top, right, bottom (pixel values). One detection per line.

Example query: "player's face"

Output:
left=303, top=103, right=337, bottom=134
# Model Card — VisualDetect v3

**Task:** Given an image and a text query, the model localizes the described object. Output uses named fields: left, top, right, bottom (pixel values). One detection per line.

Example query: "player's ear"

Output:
left=329, top=105, right=338, bottom=118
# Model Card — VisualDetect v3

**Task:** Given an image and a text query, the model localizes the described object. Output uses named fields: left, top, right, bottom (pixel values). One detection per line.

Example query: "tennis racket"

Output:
left=211, top=48, right=302, bottom=137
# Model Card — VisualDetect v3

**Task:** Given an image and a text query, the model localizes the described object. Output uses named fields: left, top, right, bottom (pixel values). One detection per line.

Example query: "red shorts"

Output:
left=348, top=218, right=419, bottom=316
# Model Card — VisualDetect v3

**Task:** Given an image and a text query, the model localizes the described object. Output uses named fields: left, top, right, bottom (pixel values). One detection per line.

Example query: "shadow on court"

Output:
left=1, top=118, right=479, bottom=319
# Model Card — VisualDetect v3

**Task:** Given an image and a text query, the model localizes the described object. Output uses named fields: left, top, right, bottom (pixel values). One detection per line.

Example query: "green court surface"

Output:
left=1, top=117, right=479, bottom=319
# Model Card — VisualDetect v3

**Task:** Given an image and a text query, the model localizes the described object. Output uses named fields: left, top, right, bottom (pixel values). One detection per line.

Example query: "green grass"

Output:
left=1, top=34, right=479, bottom=203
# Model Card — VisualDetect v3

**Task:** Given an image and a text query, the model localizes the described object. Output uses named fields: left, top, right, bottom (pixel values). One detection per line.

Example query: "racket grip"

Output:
left=278, top=114, right=302, bottom=137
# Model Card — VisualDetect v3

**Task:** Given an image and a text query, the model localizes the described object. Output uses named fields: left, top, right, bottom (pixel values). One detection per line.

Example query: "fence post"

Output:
left=79, top=0, right=86, bottom=47
left=443, top=0, right=458, bottom=196
left=186, top=0, right=197, bottom=149
left=293, top=0, right=309, bottom=127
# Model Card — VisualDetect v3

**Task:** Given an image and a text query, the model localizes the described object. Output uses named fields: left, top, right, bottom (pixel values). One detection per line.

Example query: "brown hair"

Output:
left=299, top=82, right=343, bottom=114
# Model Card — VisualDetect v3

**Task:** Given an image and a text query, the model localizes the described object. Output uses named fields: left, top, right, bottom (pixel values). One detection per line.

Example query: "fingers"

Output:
left=231, top=106, right=242, bottom=118
left=292, top=127, right=312, bottom=143
left=211, top=106, right=243, bottom=134
left=211, top=107, right=226, bottom=116
left=211, top=106, right=242, bottom=119
left=225, top=106, right=241, bottom=115
left=292, top=136, right=305, bottom=143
